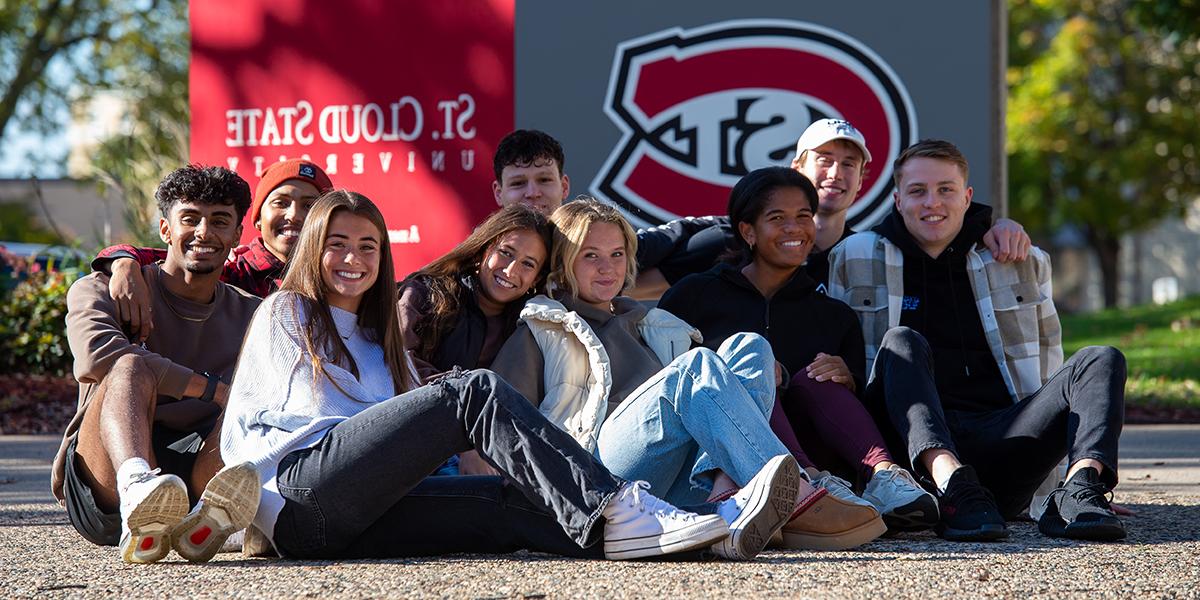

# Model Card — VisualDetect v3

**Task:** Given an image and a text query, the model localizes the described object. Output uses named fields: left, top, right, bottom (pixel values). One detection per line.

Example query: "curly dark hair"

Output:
left=492, top=129, right=565, bottom=181
left=724, top=166, right=818, bottom=266
left=154, top=164, right=252, bottom=221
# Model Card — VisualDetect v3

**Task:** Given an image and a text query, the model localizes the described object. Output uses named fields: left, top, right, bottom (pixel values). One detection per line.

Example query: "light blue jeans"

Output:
left=596, top=332, right=787, bottom=507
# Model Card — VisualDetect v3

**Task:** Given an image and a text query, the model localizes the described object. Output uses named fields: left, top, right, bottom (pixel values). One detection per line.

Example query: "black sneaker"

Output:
left=1038, top=467, right=1126, bottom=541
left=935, top=465, right=1009, bottom=541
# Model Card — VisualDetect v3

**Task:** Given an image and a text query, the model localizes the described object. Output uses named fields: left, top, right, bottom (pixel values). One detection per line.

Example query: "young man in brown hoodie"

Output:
left=52, top=165, right=263, bottom=564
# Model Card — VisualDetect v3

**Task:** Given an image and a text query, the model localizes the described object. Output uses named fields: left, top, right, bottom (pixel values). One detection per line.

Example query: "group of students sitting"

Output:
left=51, top=122, right=1130, bottom=566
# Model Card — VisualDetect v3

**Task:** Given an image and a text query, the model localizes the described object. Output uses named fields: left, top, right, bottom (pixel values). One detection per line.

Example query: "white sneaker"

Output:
left=807, top=468, right=876, bottom=510
left=171, top=462, right=261, bottom=563
left=862, top=465, right=939, bottom=532
left=219, top=529, right=246, bottom=553
left=712, top=455, right=801, bottom=560
left=118, top=469, right=190, bottom=564
left=602, top=481, right=729, bottom=560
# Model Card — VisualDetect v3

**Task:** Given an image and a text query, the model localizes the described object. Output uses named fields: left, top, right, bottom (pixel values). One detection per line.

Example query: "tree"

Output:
left=1007, top=0, right=1200, bottom=308
left=0, top=0, right=188, bottom=244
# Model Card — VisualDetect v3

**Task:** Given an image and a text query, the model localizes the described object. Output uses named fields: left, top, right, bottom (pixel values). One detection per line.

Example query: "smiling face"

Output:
left=570, top=221, right=628, bottom=311
left=893, top=156, right=973, bottom=258
left=320, top=211, right=382, bottom=313
left=492, top=158, right=570, bottom=215
left=738, top=186, right=817, bottom=272
left=476, top=228, right=548, bottom=315
left=258, top=179, right=321, bottom=261
left=793, top=140, right=865, bottom=216
left=159, top=199, right=241, bottom=276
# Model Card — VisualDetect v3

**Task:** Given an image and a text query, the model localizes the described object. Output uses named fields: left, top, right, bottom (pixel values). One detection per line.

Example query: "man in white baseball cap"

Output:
left=791, top=118, right=1030, bottom=288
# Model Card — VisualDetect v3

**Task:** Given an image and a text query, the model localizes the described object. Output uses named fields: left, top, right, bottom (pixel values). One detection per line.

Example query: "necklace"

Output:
left=154, top=268, right=213, bottom=323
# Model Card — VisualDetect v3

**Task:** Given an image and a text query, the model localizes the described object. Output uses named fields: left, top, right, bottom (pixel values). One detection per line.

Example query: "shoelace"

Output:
left=617, top=481, right=695, bottom=521
left=1046, top=480, right=1114, bottom=510
left=122, top=468, right=164, bottom=494
left=817, top=473, right=856, bottom=496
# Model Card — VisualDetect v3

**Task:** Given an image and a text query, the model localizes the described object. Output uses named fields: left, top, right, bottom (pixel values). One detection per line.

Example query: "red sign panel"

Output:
left=190, top=0, right=515, bottom=277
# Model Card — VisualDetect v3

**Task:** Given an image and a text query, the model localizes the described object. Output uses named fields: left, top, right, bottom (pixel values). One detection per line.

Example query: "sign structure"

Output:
left=593, top=20, right=917, bottom=228
left=190, top=0, right=515, bottom=276
left=192, top=2, right=998, bottom=276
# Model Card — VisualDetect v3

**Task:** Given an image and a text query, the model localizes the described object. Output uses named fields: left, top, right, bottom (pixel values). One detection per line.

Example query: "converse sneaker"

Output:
left=936, top=465, right=1008, bottom=541
left=1038, top=467, right=1125, bottom=541
left=118, top=469, right=190, bottom=564
left=602, top=481, right=729, bottom=560
left=712, top=455, right=801, bottom=560
left=172, top=462, right=261, bottom=563
left=862, top=465, right=939, bottom=532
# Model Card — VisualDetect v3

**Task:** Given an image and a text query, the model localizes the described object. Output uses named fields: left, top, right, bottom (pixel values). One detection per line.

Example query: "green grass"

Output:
left=1061, top=295, right=1200, bottom=408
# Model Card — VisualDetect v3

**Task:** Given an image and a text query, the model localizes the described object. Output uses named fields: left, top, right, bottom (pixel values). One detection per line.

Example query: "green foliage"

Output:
left=1007, top=0, right=1200, bottom=306
left=1061, top=295, right=1200, bottom=408
left=0, top=261, right=83, bottom=377
left=0, top=202, right=62, bottom=243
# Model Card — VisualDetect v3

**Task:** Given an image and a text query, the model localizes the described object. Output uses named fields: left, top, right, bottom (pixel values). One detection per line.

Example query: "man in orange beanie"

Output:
left=91, top=159, right=333, bottom=340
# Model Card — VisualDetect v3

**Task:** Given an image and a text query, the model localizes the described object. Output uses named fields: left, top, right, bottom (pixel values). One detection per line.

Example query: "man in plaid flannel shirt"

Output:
left=828, top=140, right=1128, bottom=544
left=92, top=159, right=333, bottom=341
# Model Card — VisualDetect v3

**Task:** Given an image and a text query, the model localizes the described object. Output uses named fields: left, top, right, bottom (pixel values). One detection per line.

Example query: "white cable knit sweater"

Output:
left=221, top=291, right=411, bottom=544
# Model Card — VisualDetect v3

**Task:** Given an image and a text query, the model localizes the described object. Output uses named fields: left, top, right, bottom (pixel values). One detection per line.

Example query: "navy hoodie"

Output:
left=660, top=262, right=867, bottom=391
left=871, top=204, right=1011, bottom=412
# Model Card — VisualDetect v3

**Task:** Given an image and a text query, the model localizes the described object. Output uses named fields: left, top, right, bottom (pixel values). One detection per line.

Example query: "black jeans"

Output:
left=273, top=369, right=620, bottom=559
left=864, top=327, right=1125, bottom=518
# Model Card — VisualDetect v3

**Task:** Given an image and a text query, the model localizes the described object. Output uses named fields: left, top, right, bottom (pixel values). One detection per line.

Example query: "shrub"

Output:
left=0, top=247, right=83, bottom=376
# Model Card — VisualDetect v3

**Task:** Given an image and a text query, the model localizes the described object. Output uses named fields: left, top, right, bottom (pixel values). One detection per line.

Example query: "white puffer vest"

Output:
left=519, top=295, right=702, bottom=451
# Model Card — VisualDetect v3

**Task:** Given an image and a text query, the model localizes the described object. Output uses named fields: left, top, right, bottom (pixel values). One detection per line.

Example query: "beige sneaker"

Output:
left=171, top=462, right=261, bottom=563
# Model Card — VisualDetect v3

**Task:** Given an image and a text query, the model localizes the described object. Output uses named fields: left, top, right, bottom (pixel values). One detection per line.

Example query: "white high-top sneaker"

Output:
left=712, top=455, right=801, bottom=560
left=118, top=469, right=190, bottom=564
left=602, top=481, right=729, bottom=560
left=171, top=462, right=261, bottom=563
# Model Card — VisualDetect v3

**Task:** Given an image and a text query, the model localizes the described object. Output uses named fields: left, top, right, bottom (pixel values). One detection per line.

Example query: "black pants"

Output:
left=864, top=327, right=1125, bottom=519
left=273, top=369, right=620, bottom=559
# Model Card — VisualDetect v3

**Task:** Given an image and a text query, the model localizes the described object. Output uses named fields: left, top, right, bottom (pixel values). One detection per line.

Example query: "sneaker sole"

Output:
left=605, top=514, right=730, bottom=560
left=121, top=476, right=190, bottom=564
left=880, top=494, right=940, bottom=532
left=714, top=455, right=801, bottom=560
left=172, top=462, right=261, bottom=563
left=937, top=522, right=1010, bottom=542
left=1039, top=515, right=1126, bottom=542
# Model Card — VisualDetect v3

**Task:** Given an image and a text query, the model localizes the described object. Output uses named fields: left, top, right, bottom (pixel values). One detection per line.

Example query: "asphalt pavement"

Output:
left=1, top=426, right=1197, bottom=598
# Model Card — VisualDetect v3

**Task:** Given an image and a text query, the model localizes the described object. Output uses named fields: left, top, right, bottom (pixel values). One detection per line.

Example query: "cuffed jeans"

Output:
left=596, top=332, right=789, bottom=507
left=273, top=369, right=620, bottom=559
left=864, top=327, right=1125, bottom=518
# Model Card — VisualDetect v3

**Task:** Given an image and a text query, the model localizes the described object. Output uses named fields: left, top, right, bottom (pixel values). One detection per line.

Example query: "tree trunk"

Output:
left=1087, top=228, right=1122, bottom=309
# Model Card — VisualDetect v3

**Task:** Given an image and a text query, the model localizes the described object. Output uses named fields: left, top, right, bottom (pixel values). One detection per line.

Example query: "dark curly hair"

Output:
left=154, top=164, right=252, bottom=221
left=724, top=167, right=818, bottom=266
left=492, top=129, right=565, bottom=181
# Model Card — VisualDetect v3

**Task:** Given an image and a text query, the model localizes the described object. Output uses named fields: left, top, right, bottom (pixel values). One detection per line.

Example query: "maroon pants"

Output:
left=769, top=373, right=893, bottom=485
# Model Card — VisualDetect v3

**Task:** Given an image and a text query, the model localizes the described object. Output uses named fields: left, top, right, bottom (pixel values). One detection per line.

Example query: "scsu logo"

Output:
left=592, top=19, right=917, bottom=228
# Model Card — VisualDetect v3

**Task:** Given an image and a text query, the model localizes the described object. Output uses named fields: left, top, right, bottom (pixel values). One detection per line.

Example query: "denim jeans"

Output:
left=596, top=332, right=788, bottom=507
left=272, top=369, right=622, bottom=559
left=864, top=327, right=1126, bottom=518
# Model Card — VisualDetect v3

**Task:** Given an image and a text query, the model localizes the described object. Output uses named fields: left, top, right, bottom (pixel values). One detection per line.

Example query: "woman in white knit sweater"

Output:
left=218, top=190, right=798, bottom=560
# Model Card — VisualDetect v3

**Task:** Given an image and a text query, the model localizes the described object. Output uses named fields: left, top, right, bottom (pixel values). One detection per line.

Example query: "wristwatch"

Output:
left=200, top=372, right=222, bottom=403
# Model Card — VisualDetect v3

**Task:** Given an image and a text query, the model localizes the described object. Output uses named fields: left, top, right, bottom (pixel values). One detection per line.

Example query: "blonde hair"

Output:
left=548, top=196, right=638, bottom=298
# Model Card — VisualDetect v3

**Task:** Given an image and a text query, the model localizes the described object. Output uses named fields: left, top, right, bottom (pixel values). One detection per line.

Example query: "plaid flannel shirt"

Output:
left=93, top=237, right=283, bottom=298
left=828, top=232, right=1063, bottom=403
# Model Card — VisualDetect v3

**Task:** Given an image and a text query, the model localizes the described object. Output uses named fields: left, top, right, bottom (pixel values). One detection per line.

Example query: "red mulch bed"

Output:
left=0, top=374, right=1197, bottom=435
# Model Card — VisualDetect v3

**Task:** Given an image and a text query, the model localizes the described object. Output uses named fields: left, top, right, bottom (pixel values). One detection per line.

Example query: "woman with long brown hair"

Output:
left=220, top=190, right=732, bottom=560
left=398, top=204, right=552, bottom=380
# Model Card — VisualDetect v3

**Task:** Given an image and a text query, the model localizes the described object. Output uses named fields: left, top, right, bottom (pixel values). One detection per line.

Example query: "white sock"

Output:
left=116, top=457, right=153, bottom=494
left=933, top=466, right=960, bottom=495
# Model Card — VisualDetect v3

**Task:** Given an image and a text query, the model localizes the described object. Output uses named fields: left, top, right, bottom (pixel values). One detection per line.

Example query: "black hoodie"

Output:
left=660, top=262, right=867, bottom=391
left=871, top=204, right=1011, bottom=412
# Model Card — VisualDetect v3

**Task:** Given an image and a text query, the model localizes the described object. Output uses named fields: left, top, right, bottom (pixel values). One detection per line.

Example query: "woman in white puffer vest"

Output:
left=490, top=199, right=818, bottom=539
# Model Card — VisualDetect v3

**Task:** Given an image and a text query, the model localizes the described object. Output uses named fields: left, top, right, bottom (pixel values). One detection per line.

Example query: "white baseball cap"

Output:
left=794, top=118, right=872, bottom=164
